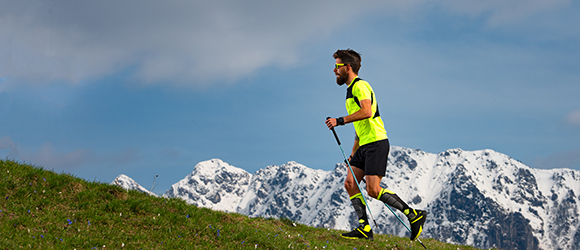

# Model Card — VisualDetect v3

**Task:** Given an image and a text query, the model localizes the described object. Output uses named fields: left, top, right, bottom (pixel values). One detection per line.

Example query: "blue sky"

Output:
left=1, top=1, right=579, bottom=194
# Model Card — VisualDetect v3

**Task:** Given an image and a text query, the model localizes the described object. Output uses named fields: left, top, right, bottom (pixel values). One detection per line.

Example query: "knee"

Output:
left=344, top=179, right=356, bottom=192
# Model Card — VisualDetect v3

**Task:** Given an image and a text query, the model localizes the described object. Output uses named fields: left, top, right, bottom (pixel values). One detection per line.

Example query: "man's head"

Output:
left=333, top=49, right=361, bottom=74
left=333, top=49, right=361, bottom=86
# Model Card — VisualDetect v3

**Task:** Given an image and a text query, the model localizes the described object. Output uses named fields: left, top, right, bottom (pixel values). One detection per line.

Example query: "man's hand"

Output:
left=325, top=117, right=338, bottom=129
left=345, top=155, right=352, bottom=165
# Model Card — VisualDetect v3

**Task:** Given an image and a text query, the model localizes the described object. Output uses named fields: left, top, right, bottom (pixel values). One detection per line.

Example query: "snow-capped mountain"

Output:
left=165, top=159, right=252, bottom=212
left=237, top=160, right=352, bottom=230
left=111, top=174, right=157, bottom=197
left=114, top=147, right=580, bottom=250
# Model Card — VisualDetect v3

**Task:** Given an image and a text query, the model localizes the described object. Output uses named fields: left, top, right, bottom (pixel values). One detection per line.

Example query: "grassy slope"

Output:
left=0, top=159, right=487, bottom=249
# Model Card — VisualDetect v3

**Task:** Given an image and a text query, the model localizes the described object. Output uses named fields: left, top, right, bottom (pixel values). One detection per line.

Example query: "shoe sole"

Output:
left=341, top=227, right=374, bottom=241
left=341, top=235, right=374, bottom=241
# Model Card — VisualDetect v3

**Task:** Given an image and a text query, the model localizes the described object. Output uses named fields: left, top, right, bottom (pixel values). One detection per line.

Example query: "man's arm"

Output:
left=325, top=99, right=372, bottom=129
left=344, top=99, right=372, bottom=124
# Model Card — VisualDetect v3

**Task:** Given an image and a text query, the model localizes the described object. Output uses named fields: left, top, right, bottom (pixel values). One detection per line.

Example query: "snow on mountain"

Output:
left=117, top=147, right=580, bottom=250
left=111, top=174, right=157, bottom=197
left=236, top=161, right=353, bottom=230
left=164, top=159, right=252, bottom=212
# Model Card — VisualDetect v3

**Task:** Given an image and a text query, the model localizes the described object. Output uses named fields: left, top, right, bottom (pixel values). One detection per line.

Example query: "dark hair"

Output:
left=333, top=49, right=361, bottom=74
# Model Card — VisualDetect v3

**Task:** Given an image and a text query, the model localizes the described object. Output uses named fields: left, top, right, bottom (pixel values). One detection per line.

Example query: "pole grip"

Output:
left=326, top=117, right=342, bottom=145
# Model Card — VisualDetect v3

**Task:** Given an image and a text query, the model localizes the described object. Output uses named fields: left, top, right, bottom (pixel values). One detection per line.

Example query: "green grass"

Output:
left=0, top=159, right=489, bottom=249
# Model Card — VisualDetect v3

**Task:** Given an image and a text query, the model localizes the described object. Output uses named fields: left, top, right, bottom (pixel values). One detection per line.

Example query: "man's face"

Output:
left=335, top=58, right=348, bottom=86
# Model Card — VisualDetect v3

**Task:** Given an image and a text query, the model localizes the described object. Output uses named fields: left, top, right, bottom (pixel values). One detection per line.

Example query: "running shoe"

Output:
left=408, top=209, right=427, bottom=241
left=341, top=224, right=373, bottom=241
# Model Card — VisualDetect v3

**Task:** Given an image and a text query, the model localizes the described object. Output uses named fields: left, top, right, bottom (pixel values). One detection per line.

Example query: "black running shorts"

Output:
left=349, top=139, right=390, bottom=176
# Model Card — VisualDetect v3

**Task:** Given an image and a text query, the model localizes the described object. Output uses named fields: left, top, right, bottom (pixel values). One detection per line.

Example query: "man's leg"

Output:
left=344, top=165, right=365, bottom=197
left=364, top=175, right=383, bottom=199
left=344, top=166, right=368, bottom=226
left=366, top=176, right=412, bottom=219
left=342, top=166, right=373, bottom=240
left=368, top=176, right=427, bottom=241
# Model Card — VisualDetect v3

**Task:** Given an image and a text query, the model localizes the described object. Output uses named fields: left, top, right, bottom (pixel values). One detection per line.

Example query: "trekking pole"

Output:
left=326, top=118, right=379, bottom=230
left=383, top=204, right=428, bottom=249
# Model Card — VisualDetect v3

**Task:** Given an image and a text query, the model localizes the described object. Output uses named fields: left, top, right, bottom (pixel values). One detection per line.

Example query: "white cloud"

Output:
left=0, top=136, right=18, bottom=159
left=566, top=110, right=580, bottom=127
left=0, top=136, right=15, bottom=148
left=0, top=0, right=574, bottom=87
left=18, top=143, right=93, bottom=170
left=0, top=137, right=141, bottom=170
left=0, top=1, right=356, bottom=87
left=441, top=0, right=571, bottom=26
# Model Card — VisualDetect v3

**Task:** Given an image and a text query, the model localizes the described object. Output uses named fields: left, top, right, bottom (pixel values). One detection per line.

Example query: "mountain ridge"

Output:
left=112, top=146, right=580, bottom=250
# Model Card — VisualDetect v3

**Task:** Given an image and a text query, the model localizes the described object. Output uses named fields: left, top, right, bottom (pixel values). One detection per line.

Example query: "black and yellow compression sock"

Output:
left=377, top=188, right=411, bottom=214
left=350, top=193, right=369, bottom=226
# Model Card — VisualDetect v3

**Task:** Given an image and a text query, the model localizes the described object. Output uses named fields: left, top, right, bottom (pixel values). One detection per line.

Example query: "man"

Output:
left=325, top=49, right=427, bottom=241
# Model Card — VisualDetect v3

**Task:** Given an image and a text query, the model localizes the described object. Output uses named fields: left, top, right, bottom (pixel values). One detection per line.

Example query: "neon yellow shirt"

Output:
left=345, top=78, right=388, bottom=146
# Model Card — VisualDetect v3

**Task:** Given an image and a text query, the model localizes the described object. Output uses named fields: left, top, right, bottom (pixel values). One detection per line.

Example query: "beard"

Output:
left=336, top=71, right=348, bottom=86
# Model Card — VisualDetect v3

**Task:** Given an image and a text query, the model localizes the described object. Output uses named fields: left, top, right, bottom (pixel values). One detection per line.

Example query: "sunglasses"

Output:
left=335, top=63, right=347, bottom=70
